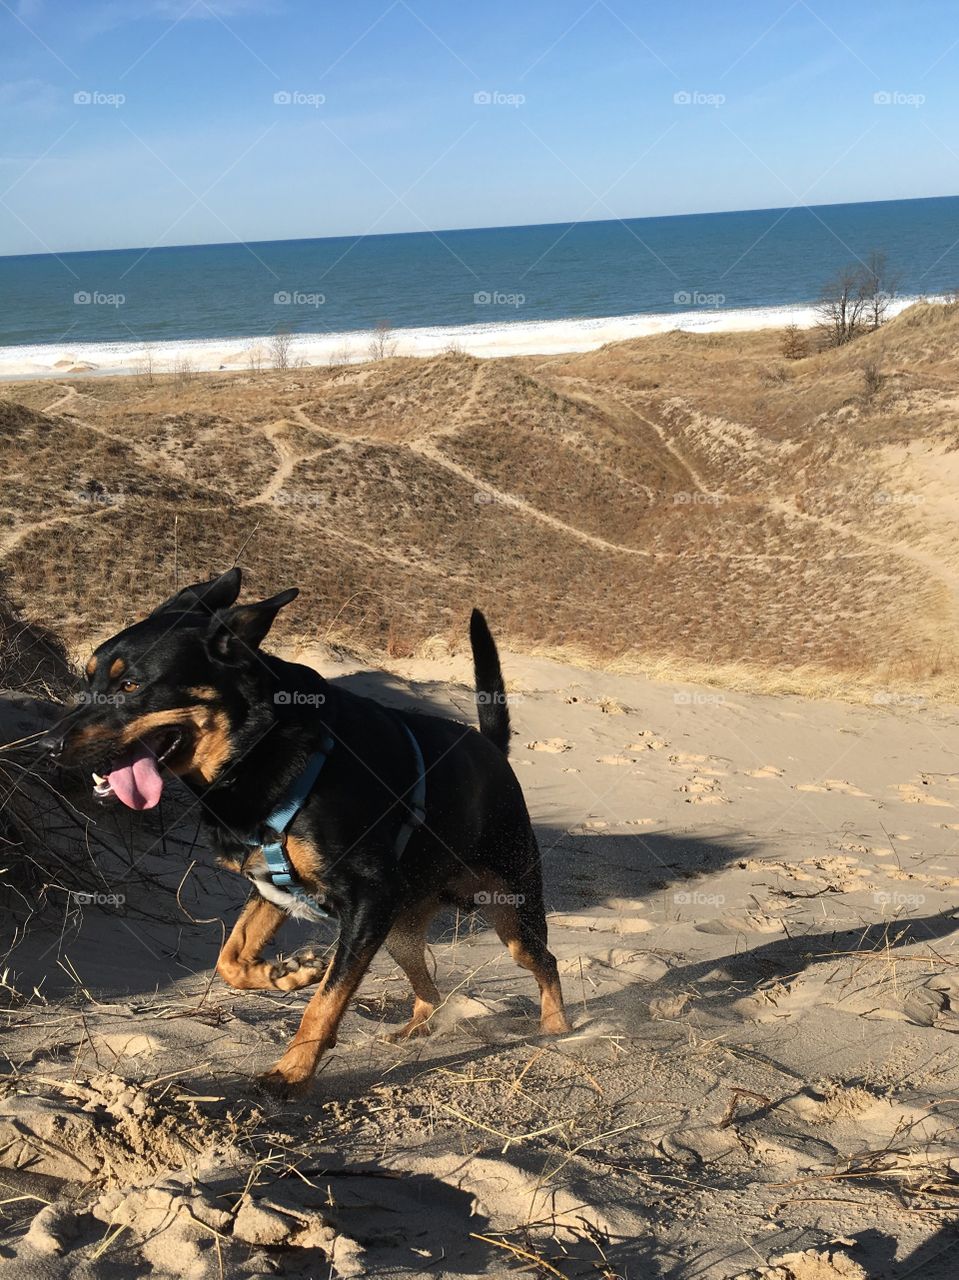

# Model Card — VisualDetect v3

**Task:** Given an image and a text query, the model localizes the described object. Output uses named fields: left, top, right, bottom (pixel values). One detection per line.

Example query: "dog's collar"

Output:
left=245, top=721, right=427, bottom=903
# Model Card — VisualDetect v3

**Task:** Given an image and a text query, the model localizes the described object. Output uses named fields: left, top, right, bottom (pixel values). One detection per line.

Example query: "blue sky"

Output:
left=1, top=0, right=957, bottom=254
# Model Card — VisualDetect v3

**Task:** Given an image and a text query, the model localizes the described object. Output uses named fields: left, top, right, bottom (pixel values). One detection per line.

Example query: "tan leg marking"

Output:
left=216, top=895, right=287, bottom=990
left=483, top=897, right=571, bottom=1035
left=259, top=944, right=379, bottom=1094
left=385, top=899, right=442, bottom=1040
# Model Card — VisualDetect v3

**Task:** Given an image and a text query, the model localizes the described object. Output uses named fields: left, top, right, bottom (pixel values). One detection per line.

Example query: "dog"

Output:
left=44, top=570, right=570, bottom=1094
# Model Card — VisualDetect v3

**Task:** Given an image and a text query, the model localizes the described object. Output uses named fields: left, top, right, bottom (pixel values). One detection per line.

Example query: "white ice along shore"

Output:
left=0, top=296, right=930, bottom=380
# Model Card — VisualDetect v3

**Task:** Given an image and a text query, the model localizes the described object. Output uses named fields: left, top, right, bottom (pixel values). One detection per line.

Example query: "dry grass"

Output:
left=3, top=301, right=959, bottom=699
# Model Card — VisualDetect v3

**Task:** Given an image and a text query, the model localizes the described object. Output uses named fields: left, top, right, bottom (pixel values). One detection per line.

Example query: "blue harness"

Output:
left=244, top=722, right=427, bottom=914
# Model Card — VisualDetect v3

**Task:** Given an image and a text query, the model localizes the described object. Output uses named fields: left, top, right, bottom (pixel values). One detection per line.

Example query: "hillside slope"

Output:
left=3, top=302, right=959, bottom=690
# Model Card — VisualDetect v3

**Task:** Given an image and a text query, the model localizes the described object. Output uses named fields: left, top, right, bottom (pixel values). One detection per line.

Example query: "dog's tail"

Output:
left=470, top=609, right=510, bottom=755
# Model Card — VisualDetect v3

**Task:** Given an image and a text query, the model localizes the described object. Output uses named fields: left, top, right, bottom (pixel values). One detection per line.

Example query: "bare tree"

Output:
left=816, top=266, right=869, bottom=347
left=246, top=341, right=265, bottom=373
left=269, top=330, right=293, bottom=370
left=860, top=249, right=899, bottom=331
left=367, top=321, right=398, bottom=361
left=171, top=355, right=196, bottom=394
left=817, top=251, right=900, bottom=348
left=135, top=343, right=156, bottom=384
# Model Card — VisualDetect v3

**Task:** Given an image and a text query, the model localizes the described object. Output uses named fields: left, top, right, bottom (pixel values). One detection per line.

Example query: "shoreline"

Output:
left=0, top=296, right=926, bottom=381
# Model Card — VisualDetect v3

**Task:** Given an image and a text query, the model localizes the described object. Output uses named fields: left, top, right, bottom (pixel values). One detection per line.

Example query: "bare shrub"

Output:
left=780, top=324, right=809, bottom=359
left=862, top=359, right=885, bottom=400
left=135, top=344, right=157, bottom=385
left=171, top=355, right=197, bottom=393
left=0, top=572, right=75, bottom=700
left=269, top=331, right=294, bottom=370
left=368, top=321, right=398, bottom=361
left=247, top=341, right=265, bottom=373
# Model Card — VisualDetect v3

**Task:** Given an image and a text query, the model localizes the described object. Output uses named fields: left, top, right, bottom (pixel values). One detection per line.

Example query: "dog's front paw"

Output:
left=268, top=947, right=324, bottom=992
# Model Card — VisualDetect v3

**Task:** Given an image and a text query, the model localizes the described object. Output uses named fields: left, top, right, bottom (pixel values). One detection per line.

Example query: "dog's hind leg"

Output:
left=384, top=898, right=442, bottom=1040
left=482, top=893, right=571, bottom=1035
left=217, top=894, right=287, bottom=990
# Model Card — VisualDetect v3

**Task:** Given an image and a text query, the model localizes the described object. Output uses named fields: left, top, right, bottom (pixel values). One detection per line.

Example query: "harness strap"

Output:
left=245, top=720, right=427, bottom=905
left=394, top=722, right=427, bottom=857
left=255, top=735, right=335, bottom=889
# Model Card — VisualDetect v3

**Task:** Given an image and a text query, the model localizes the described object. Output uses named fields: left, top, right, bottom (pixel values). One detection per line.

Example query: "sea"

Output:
left=1, top=194, right=957, bottom=355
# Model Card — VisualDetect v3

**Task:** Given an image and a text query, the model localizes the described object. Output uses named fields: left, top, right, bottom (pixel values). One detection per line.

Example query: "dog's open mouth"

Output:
left=92, top=727, right=186, bottom=810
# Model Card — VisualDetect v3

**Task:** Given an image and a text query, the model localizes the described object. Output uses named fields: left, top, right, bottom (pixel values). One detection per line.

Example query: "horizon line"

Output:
left=2, top=190, right=957, bottom=263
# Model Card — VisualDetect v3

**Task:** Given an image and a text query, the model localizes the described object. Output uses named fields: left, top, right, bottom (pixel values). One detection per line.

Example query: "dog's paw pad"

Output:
left=269, top=947, right=322, bottom=980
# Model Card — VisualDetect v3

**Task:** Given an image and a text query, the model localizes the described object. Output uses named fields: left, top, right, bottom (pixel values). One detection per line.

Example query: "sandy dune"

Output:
left=3, top=650, right=959, bottom=1277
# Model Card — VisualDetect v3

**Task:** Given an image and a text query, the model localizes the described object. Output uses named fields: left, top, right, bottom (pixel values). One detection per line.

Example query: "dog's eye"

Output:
left=119, top=680, right=140, bottom=694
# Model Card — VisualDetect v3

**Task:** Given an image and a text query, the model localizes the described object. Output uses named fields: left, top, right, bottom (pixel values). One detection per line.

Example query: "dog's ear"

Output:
left=151, top=568, right=243, bottom=617
left=206, top=588, right=298, bottom=662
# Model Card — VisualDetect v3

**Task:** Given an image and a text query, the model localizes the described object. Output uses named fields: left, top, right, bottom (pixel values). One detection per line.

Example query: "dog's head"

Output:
left=45, top=568, right=298, bottom=809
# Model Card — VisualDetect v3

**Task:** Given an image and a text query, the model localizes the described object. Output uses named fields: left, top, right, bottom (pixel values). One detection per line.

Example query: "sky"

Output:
left=1, top=0, right=957, bottom=255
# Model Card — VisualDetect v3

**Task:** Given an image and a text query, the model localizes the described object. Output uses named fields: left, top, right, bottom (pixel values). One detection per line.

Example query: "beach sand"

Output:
left=3, top=647, right=959, bottom=1277
left=0, top=297, right=928, bottom=381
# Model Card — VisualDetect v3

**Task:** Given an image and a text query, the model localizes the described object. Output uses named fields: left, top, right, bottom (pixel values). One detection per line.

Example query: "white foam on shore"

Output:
left=0, top=297, right=926, bottom=380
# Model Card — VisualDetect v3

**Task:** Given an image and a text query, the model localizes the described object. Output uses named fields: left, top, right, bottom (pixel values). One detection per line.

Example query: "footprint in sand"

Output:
left=695, top=909, right=786, bottom=937
left=678, top=775, right=729, bottom=805
left=596, top=754, right=639, bottom=766
left=745, top=765, right=784, bottom=779
left=526, top=738, right=571, bottom=753
left=795, top=779, right=869, bottom=797
left=893, top=781, right=954, bottom=807
left=626, top=732, right=667, bottom=751
left=729, top=973, right=818, bottom=1021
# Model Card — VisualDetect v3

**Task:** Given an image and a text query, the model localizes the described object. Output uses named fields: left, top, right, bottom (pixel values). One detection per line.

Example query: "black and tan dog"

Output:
left=44, top=570, right=570, bottom=1094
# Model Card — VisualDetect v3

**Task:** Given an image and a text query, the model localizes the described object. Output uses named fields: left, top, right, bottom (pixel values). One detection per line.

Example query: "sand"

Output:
left=3, top=649, right=959, bottom=1277
left=0, top=297, right=932, bottom=381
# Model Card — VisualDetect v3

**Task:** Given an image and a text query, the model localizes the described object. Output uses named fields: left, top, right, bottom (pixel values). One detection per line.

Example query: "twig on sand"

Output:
left=469, top=1232, right=568, bottom=1278
left=437, top=1103, right=569, bottom=1152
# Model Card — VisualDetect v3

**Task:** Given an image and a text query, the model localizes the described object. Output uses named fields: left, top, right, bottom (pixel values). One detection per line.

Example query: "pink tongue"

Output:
left=108, top=744, right=164, bottom=810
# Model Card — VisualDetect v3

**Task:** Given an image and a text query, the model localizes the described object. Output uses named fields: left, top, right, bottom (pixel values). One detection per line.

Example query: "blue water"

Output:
left=1, top=195, right=958, bottom=349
